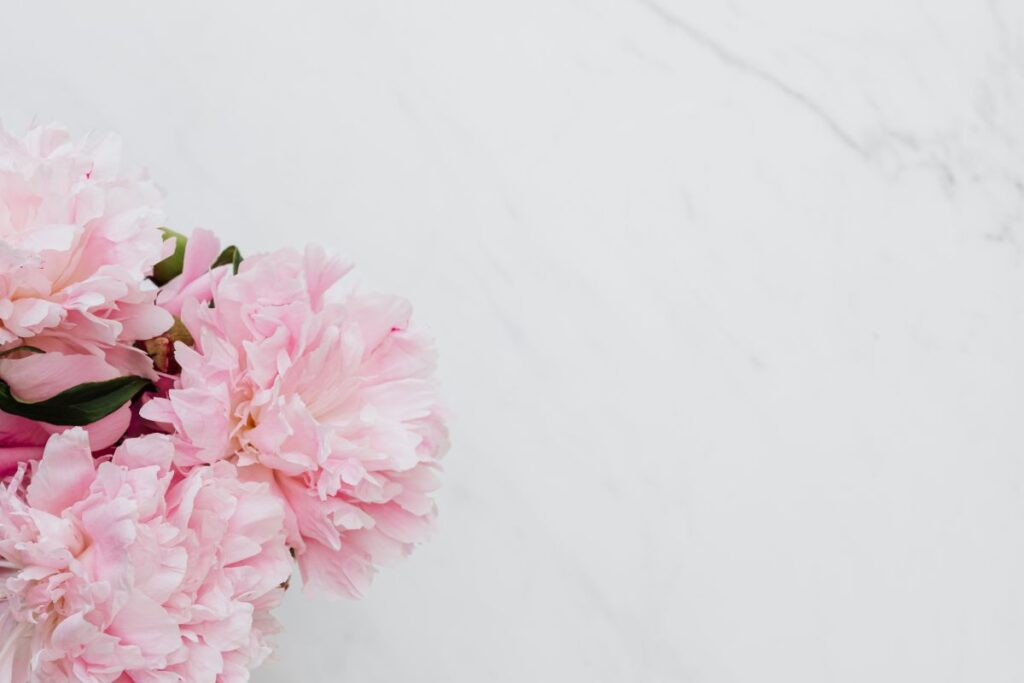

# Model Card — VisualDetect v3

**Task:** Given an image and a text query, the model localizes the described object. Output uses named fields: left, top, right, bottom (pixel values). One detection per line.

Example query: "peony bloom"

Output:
left=0, top=124, right=173, bottom=466
left=0, top=428, right=291, bottom=682
left=142, top=247, right=447, bottom=598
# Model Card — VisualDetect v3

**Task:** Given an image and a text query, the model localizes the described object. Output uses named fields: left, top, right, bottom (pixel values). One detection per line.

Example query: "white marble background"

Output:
left=2, top=1, right=1024, bottom=681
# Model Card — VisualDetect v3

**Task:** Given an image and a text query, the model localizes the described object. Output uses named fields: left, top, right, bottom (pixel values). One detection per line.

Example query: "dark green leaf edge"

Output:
left=0, top=375, right=152, bottom=426
left=152, top=228, right=188, bottom=286
left=212, top=245, right=243, bottom=274
left=0, top=346, right=44, bottom=359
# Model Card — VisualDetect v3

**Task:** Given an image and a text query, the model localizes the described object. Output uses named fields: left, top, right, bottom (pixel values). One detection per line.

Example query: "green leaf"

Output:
left=152, top=228, right=188, bottom=286
left=0, top=346, right=44, bottom=359
left=0, top=376, right=152, bottom=426
left=211, top=245, right=242, bottom=274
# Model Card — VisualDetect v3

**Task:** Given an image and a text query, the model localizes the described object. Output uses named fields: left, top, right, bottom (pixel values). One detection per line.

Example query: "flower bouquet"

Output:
left=0, top=124, right=447, bottom=681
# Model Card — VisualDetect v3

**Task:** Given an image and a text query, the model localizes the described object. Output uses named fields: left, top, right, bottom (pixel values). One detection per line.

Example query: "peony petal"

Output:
left=107, top=593, right=181, bottom=658
left=0, top=351, right=119, bottom=402
left=26, top=428, right=95, bottom=515
left=298, top=539, right=375, bottom=599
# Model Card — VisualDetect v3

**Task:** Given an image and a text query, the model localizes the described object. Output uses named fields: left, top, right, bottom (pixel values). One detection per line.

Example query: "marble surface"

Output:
left=2, top=1, right=1024, bottom=680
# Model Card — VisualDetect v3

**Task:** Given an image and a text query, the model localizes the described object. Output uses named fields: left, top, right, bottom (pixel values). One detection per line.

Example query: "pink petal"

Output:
left=0, top=352, right=119, bottom=402
left=26, top=428, right=95, bottom=515
left=107, top=593, right=181, bottom=658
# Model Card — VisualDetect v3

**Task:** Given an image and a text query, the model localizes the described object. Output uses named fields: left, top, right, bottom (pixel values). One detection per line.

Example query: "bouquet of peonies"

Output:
left=0, top=124, right=447, bottom=682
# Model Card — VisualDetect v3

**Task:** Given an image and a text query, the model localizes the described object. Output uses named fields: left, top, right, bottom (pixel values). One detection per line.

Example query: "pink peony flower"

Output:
left=0, top=124, right=174, bottom=465
left=142, top=247, right=447, bottom=598
left=0, top=428, right=291, bottom=682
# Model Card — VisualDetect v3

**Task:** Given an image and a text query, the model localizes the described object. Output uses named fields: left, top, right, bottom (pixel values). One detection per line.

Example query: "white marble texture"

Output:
left=2, top=0, right=1024, bottom=680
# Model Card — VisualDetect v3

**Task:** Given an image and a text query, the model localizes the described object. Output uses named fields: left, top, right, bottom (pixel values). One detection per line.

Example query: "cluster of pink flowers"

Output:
left=0, top=124, right=447, bottom=682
